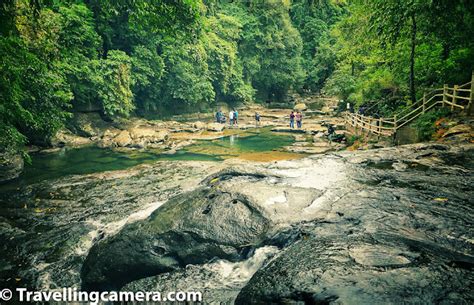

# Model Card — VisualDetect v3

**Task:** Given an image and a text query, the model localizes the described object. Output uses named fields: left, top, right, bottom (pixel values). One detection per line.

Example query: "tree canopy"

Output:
left=1, top=0, right=473, bottom=152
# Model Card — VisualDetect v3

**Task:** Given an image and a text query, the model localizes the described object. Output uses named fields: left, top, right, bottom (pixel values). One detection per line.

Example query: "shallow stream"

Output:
left=3, top=128, right=296, bottom=189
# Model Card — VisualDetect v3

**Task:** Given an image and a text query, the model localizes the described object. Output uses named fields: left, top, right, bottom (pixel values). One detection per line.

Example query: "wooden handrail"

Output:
left=344, top=72, right=473, bottom=137
left=392, top=91, right=442, bottom=119
left=459, top=80, right=472, bottom=88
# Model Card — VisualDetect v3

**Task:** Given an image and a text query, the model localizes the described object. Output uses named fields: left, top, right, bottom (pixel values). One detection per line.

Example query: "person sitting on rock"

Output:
left=290, top=111, right=295, bottom=128
left=326, top=124, right=345, bottom=143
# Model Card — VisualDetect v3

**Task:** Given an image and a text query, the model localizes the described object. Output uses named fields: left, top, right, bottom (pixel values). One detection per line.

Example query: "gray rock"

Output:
left=235, top=143, right=474, bottom=304
left=4, top=141, right=472, bottom=304
left=113, top=130, right=132, bottom=147
left=50, top=129, right=92, bottom=147
left=68, top=112, right=109, bottom=137
left=442, top=124, right=472, bottom=138
left=271, top=127, right=306, bottom=133
left=207, top=122, right=225, bottom=132
left=81, top=173, right=272, bottom=291
left=0, top=152, right=24, bottom=183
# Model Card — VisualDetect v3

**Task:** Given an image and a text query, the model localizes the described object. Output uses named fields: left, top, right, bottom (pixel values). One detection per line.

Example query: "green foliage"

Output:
left=85, top=0, right=203, bottom=55
left=98, top=50, right=134, bottom=117
left=2, top=0, right=473, bottom=155
left=0, top=122, right=27, bottom=154
left=57, top=4, right=101, bottom=59
left=324, top=69, right=355, bottom=102
left=290, top=0, right=343, bottom=91
left=203, top=13, right=253, bottom=105
left=131, top=45, right=165, bottom=113
left=0, top=37, right=72, bottom=150
left=153, top=38, right=214, bottom=113
left=237, top=0, right=305, bottom=101
left=325, top=0, right=474, bottom=116
left=346, top=135, right=361, bottom=146
left=414, top=108, right=451, bottom=141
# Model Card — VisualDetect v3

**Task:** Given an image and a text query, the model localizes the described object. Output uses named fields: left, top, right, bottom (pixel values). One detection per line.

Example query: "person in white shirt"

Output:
left=229, top=110, right=234, bottom=127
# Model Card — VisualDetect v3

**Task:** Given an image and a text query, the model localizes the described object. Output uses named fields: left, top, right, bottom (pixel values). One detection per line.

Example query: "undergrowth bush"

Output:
left=414, top=108, right=451, bottom=141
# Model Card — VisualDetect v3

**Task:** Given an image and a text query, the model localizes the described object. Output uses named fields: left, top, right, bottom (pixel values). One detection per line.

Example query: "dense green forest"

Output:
left=1, top=0, right=473, bottom=153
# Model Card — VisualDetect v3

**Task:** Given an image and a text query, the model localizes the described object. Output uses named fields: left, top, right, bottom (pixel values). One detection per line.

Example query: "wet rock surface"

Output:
left=235, top=143, right=474, bottom=304
left=0, top=151, right=24, bottom=183
left=81, top=178, right=271, bottom=291
left=81, top=143, right=473, bottom=303
left=1, top=143, right=473, bottom=304
left=0, top=161, right=224, bottom=292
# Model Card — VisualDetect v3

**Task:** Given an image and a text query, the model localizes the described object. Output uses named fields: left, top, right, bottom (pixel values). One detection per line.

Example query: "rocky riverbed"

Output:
left=1, top=142, right=472, bottom=304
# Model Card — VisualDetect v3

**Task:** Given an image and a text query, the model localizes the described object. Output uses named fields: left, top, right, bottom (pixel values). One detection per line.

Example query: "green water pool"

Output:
left=7, top=128, right=296, bottom=187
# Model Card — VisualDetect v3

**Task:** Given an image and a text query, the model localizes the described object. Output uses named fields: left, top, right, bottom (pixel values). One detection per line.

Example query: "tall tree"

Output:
left=369, top=0, right=423, bottom=103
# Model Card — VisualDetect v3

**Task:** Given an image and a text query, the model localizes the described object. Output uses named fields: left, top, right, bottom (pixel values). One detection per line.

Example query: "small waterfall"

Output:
left=199, top=246, right=279, bottom=289
left=74, top=200, right=166, bottom=256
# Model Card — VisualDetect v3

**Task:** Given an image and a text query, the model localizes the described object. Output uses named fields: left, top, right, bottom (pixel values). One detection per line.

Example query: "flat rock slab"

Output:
left=443, top=124, right=472, bottom=137
left=284, top=146, right=333, bottom=154
left=349, top=244, right=416, bottom=267
left=271, top=127, right=306, bottom=133
left=235, top=143, right=474, bottom=304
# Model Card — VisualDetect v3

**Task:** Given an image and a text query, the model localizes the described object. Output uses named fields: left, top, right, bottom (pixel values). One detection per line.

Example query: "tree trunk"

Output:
left=409, top=13, right=417, bottom=103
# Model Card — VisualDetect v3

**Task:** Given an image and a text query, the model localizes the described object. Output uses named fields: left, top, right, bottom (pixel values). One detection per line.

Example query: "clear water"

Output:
left=186, top=129, right=295, bottom=157
left=5, top=128, right=295, bottom=188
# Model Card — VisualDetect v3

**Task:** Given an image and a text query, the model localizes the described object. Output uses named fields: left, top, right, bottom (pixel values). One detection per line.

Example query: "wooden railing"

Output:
left=345, top=71, right=474, bottom=137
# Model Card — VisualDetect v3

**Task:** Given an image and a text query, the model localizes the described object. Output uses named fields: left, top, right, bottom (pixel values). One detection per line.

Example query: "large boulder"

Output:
left=128, top=126, right=157, bottom=139
left=113, top=130, right=132, bottom=147
left=128, top=127, right=169, bottom=146
left=294, top=103, right=307, bottom=111
left=442, top=124, right=472, bottom=138
left=0, top=152, right=24, bottom=183
left=81, top=175, right=271, bottom=291
left=50, top=129, right=92, bottom=147
left=193, top=121, right=207, bottom=130
left=236, top=229, right=474, bottom=304
left=207, top=122, right=225, bottom=132
left=153, top=130, right=169, bottom=143
left=68, top=113, right=109, bottom=137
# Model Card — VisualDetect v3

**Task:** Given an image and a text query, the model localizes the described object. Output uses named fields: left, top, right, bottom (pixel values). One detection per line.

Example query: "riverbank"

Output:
left=49, top=103, right=348, bottom=153
left=0, top=98, right=350, bottom=183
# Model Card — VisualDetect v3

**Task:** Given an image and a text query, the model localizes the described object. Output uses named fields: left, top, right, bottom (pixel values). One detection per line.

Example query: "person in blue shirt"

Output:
left=234, top=109, right=239, bottom=125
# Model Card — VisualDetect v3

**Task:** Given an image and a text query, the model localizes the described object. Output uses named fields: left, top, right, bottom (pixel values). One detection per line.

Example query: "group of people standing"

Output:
left=216, top=108, right=303, bottom=129
left=215, top=109, right=239, bottom=126
left=289, top=111, right=303, bottom=129
left=228, top=109, right=239, bottom=126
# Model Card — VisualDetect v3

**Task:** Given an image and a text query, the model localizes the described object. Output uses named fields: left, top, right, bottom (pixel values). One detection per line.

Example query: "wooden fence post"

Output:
left=442, top=84, right=448, bottom=108
left=353, top=114, right=357, bottom=134
left=393, top=114, right=397, bottom=130
left=422, top=93, right=426, bottom=113
left=452, top=85, right=458, bottom=111
left=468, top=71, right=474, bottom=115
